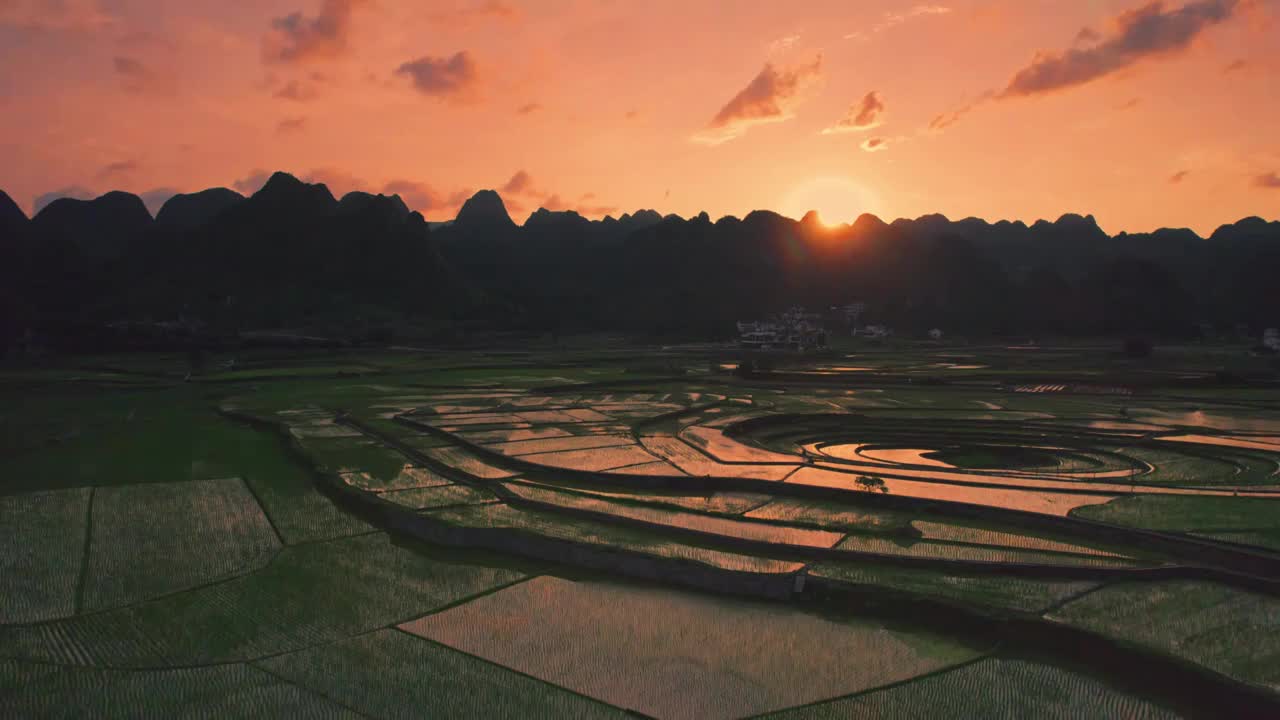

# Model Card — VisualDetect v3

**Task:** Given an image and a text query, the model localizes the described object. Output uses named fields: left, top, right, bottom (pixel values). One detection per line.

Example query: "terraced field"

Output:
left=3, top=344, right=1280, bottom=717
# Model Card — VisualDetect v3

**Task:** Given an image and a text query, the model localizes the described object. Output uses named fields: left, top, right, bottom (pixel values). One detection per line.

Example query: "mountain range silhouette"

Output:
left=1, top=172, right=1277, bottom=350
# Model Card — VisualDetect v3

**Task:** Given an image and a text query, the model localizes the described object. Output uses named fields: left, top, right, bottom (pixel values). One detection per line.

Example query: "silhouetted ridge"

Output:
left=31, top=191, right=153, bottom=261
left=337, top=192, right=411, bottom=222
left=455, top=190, right=515, bottom=230
left=0, top=189, right=27, bottom=229
left=4, top=170, right=1280, bottom=355
left=243, top=171, right=337, bottom=216
left=155, top=188, right=244, bottom=230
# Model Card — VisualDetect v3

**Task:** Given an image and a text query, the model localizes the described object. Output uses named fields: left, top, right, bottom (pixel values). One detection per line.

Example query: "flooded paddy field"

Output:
left=3, top=342, right=1280, bottom=717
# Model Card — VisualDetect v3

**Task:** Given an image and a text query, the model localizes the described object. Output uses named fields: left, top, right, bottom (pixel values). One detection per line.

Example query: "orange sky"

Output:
left=1, top=0, right=1277, bottom=234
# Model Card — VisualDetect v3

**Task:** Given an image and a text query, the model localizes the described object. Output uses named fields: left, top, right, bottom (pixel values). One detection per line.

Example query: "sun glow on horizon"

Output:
left=781, top=176, right=879, bottom=227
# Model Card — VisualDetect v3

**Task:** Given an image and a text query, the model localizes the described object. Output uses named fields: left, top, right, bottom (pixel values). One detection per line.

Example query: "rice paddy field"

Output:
left=2, top=341, right=1280, bottom=717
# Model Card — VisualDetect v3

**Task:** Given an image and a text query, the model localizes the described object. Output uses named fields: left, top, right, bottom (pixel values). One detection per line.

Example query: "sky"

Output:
left=0, top=0, right=1277, bottom=235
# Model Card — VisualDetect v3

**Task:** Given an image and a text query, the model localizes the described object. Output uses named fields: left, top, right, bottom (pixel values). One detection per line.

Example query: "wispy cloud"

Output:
left=302, top=167, right=366, bottom=197
left=232, top=169, right=273, bottom=195
left=845, top=5, right=950, bottom=40
left=276, top=117, right=308, bottom=134
left=861, top=137, right=889, bottom=152
left=516, top=102, right=543, bottom=115
left=424, top=1, right=519, bottom=26
left=113, top=56, right=174, bottom=95
left=97, top=160, right=139, bottom=180
left=1169, top=169, right=1190, bottom=183
left=34, top=186, right=94, bottom=214
left=1254, top=172, right=1280, bottom=189
left=822, top=91, right=886, bottom=134
left=382, top=180, right=473, bottom=215
left=928, top=90, right=994, bottom=131
left=0, top=0, right=113, bottom=32
left=139, top=188, right=179, bottom=216
left=695, top=53, right=823, bottom=145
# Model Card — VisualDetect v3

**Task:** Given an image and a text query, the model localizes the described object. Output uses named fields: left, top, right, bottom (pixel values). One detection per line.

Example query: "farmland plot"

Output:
left=0, top=532, right=524, bottom=667
left=1049, top=581, right=1280, bottom=690
left=758, top=657, right=1178, bottom=719
left=0, top=659, right=357, bottom=718
left=0, top=488, right=91, bottom=623
left=401, top=576, right=982, bottom=720
left=260, top=629, right=628, bottom=719
left=82, top=478, right=280, bottom=612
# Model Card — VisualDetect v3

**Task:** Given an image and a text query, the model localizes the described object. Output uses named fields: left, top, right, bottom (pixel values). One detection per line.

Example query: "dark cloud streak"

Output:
left=395, top=51, right=478, bottom=99
left=1001, top=0, right=1240, bottom=98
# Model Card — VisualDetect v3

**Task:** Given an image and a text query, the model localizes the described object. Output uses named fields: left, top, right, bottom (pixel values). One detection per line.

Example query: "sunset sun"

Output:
left=782, top=176, right=878, bottom=227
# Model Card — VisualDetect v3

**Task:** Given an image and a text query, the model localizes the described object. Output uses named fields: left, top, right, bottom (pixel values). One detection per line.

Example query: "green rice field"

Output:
left=3, top=342, right=1279, bottom=717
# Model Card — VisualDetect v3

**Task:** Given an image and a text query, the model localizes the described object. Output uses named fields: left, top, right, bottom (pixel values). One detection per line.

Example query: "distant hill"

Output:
left=2, top=172, right=1279, bottom=351
left=31, top=191, right=152, bottom=261
left=0, top=189, right=26, bottom=232
left=155, top=188, right=244, bottom=230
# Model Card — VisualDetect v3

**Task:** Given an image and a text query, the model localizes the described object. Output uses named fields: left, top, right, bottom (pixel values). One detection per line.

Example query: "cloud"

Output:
left=577, top=203, right=619, bottom=218
left=1222, top=58, right=1247, bottom=73
left=34, top=186, right=94, bottom=214
left=861, top=137, right=888, bottom=152
left=1254, top=172, right=1280, bottom=189
left=139, top=188, right=179, bottom=216
left=112, top=56, right=173, bottom=95
left=1075, top=27, right=1102, bottom=44
left=540, top=194, right=570, bottom=212
left=1118, top=97, right=1142, bottom=110
left=845, top=5, right=950, bottom=39
left=822, top=91, right=886, bottom=134
left=767, top=34, right=801, bottom=54
left=425, top=1, right=519, bottom=26
left=232, top=169, right=273, bottom=195
left=97, top=160, right=138, bottom=180
left=1169, top=170, right=1190, bottom=183
left=303, top=167, right=366, bottom=197
left=624, top=109, right=641, bottom=120
left=1001, top=0, right=1241, bottom=98
left=382, top=180, right=473, bottom=216
left=273, top=79, right=321, bottom=102
left=395, top=51, right=479, bottom=99
left=516, top=102, right=542, bottom=115
left=0, top=0, right=112, bottom=31
left=928, top=91, right=993, bottom=131
left=696, top=53, right=823, bottom=145
left=501, top=170, right=535, bottom=195
left=262, top=0, right=366, bottom=64
left=277, top=116, right=308, bottom=134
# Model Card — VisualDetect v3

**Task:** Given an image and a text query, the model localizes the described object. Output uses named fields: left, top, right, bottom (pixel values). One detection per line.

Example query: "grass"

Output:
left=381, top=484, right=497, bottom=510
left=504, top=483, right=845, bottom=547
left=834, top=535, right=1140, bottom=568
left=743, top=498, right=918, bottom=535
left=0, top=658, right=359, bottom=718
left=425, top=503, right=804, bottom=575
left=0, top=532, right=524, bottom=667
left=260, top=628, right=630, bottom=719
left=809, top=563, right=1099, bottom=614
left=757, top=657, right=1179, bottom=719
left=0, top=488, right=91, bottom=623
left=1072, top=495, right=1280, bottom=532
left=1049, top=580, right=1280, bottom=690
left=81, top=478, right=281, bottom=612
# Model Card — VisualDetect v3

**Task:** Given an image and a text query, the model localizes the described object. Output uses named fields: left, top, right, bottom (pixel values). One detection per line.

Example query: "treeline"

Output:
left=1, top=171, right=1278, bottom=352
